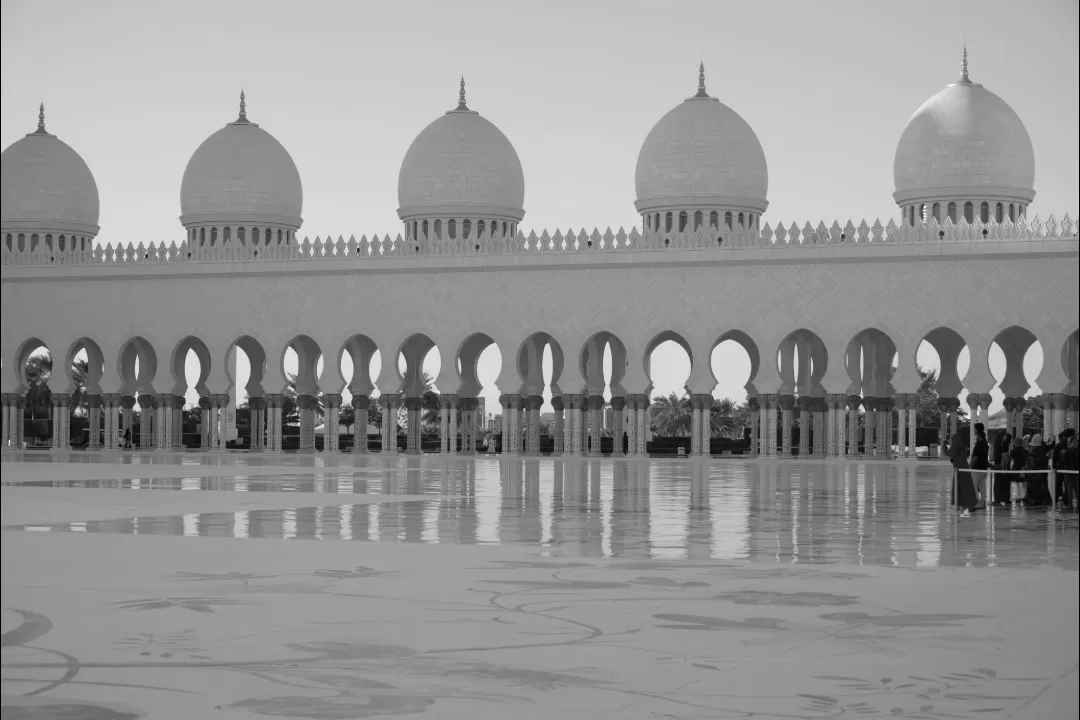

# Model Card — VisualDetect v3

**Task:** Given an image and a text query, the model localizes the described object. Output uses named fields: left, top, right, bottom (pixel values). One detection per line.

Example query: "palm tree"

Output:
left=710, top=397, right=738, bottom=438
left=24, top=352, right=52, bottom=436
left=70, top=357, right=89, bottom=417
left=650, top=392, right=691, bottom=437
left=282, top=373, right=324, bottom=426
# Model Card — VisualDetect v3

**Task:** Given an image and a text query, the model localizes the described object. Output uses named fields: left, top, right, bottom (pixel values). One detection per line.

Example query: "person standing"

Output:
left=970, top=423, right=990, bottom=508
left=1025, top=434, right=1050, bottom=506
left=948, top=430, right=977, bottom=516
left=1008, top=437, right=1028, bottom=504
left=1062, top=434, right=1079, bottom=512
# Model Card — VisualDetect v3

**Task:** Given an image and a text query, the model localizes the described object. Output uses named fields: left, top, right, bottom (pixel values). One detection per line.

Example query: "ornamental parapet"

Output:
left=3, top=214, right=1075, bottom=271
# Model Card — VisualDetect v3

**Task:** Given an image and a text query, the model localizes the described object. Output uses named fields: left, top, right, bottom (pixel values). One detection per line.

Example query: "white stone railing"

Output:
left=2, top=214, right=1076, bottom=269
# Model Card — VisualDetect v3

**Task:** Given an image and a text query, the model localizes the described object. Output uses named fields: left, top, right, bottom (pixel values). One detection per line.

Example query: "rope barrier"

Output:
left=951, top=466, right=1079, bottom=511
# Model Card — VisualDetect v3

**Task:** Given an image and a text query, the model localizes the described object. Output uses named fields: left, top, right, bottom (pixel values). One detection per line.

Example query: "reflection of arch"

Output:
left=777, top=329, right=827, bottom=396
left=340, top=334, right=379, bottom=397
left=65, top=337, right=104, bottom=395
left=397, top=333, right=437, bottom=397
left=230, top=335, right=267, bottom=397
left=1063, top=329, right=1079, bottom=395
left=117, top=336, right=158, bottom=394
left=582, top=331, right=628, bottom=396
left=171, top=336, right=211, bottom=397
left=846, top=328, right=896, bottom=398
left=920, top=327, right=966, bottom=398
left=712, top=330, right=761, bottom=396
left=517, top=332, right=564, bottom=396
left=989, top=326, right=1039, bottom=398
left=283, top=335, right=322, bottom=396
left=13, top=337, right=49, bottom=392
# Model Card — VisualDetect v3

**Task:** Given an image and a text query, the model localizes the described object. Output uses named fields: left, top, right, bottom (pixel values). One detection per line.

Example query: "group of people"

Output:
left=948, top=423, right=1079, bottom=517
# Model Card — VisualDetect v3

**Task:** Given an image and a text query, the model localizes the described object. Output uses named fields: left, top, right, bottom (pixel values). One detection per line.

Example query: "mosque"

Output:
left=1, top=51, right=1077, bottom=459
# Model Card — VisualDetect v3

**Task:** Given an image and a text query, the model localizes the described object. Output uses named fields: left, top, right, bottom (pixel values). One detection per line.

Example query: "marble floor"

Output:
left=2, top=451, right=1077, bottom=719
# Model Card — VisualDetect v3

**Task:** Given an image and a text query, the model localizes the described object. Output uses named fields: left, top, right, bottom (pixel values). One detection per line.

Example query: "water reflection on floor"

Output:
left=6, top=457, right=1078, bottom=570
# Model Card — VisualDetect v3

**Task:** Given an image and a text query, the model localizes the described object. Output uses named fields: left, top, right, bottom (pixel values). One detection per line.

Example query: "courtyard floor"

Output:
left=2, top=451, right=1077, bottom=719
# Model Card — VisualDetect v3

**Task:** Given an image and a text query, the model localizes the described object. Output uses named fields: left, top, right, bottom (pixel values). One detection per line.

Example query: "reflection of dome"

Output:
left=635, top=64, right=768, bottom=229
left=180, top=92, right=303, bottom=230
left=397, top=79, right=525, bottom=225
left=1, top=105, right=101, bottom=242
left=893, top=49, right=1035, bottom=217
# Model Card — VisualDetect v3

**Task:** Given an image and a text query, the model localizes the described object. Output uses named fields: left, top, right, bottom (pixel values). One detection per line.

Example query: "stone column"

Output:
left=610, top=396, right=626, bottom=456
left=551, top=396, right=565, bottom=455
left=1051, top=393, right=1067, bottom=438
left=351, top=395, right=370, bottom=453
left=779, top=394, right=795, bottom=456
left=1, top=394, right=11, bottom=448
left=1041, top=394, right=1053, bottom=439
left=796, top=397, right=811, bottom=457
left=862, top=398, right=877, bottom=455
left=101, top=394, right=118, bottom=449
left=324, top=394, right=341, bottom=452
left=439, top=399, right=450, bottom=453
left=267, top=394, right=284, bottom=452
left=586, top=395, right=604, bottom=455
left=825, top=395, right=837, bottom=457
left=937, top=398, right=951, bottom=451
left=525, top=395, right=543, bottom=455
left=404, top=396, right=423, bottom=454
left=812, top=398, right=825, bottom=457
left=119, top=395, right=135, bottom=447
left=835, top=396, right=848, bottom=457
left=214, top=394, right=229, bottom=450
left=498, top=394, right=512, bottom=454
left=459, top=398, right=477, bottom=454
left=967, top=394, right=980, bottom=450
left=895, top=395, right=907, bottom=458
left=137, top=395, right=154, bottom=449
left=83, top=394, right=100, bottom=450
left=690, top=394, right=712, bottom=457
left=296, top=395, right=316, bottom=453
left=198, top=396, right=211, bottom=450
left=380, top=393, right=399, bottom=454
left=566, top=394, right=584, bottom=456
left=847, top=395, right=861, bottom=457
left=53, top=393, right=71, bottom=449
left=947, top=398, right=959, bottom=440
left=881, top=397, right=894, bottom=456
left=14, top=395, right=26, bottom=448
left=623, top=396, right=637, bottom=457
left=907, top=394, right=918, bottom=458
left=745, top=397, right=759, bottom=456
left=1003, top=397, right=1023, bottom=440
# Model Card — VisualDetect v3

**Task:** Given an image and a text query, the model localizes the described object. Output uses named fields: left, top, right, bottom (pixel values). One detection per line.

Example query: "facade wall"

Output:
left=3, top=241, right=1077, bottom=399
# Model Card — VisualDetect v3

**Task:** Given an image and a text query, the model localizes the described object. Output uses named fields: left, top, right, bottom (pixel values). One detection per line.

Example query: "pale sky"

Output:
left=5, top=0, right=1076, bottom=416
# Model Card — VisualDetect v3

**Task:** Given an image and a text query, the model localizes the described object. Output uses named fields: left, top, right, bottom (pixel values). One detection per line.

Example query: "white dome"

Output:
left=635, top=68, right=768, bottom=215
left=1, top=106, right=100, bottom=237
left=397, top=83, right=525, bottom=222
left=180, top=94, right=303, bottom=229
left=893, top=55, right=1035, bottom=206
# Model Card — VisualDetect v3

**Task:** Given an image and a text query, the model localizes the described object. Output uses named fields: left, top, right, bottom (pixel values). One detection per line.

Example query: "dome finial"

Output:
left=238, top=89, right=248, bottom=122
left=36, top=102, right=46, bottom=133
left=959, top=44, right=971, bottom=84
left=457, top=76, right=469, bottom=111
left=693, top=60, right=711, bottom=99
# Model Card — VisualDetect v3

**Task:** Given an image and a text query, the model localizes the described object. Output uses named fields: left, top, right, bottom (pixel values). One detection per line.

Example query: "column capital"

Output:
left=746, top=396, right=760, bottom=412
left=52, top=392, right=71, bottom=407
left=966, top=394, right=980, bottom=410
left=351, top=395, right=371, bottom=410
left=379, top=393, right=399, bottom=409
left=198, top=396, right=211, bottom=410
left=585, top=395, right=605, bottom=411
left=323, top=393, right=342, bottom=409
left=566, top=394, right=584, bottom=410
left=609, top=396, right=626, bottom=411
left=778, top=394, right=796, bottom=411
left=404, top=397, right=424, bottom=411
left=266, top=393, right=285, bottom=408
left=795, top=396, right=814, bottom=411
left=296, top=394, right=316, bottom=410
left=460, top=397, right=479, bottom=412
left=249, top=396, right=266, bottom=410
left=513, top=395, right=527, bottom=411
left=690, top=394, right=713, bottom=411
left=525, top=395, right=544, bottom=411
left=847, top=394, right=862, bottom=409
left=551, top=396, right=565, bottom=412
left=440, top=394, right=460, bottom=410
left=121, top=395, right=137, bottom=410
left=137, top=394, right=154, bottom=410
